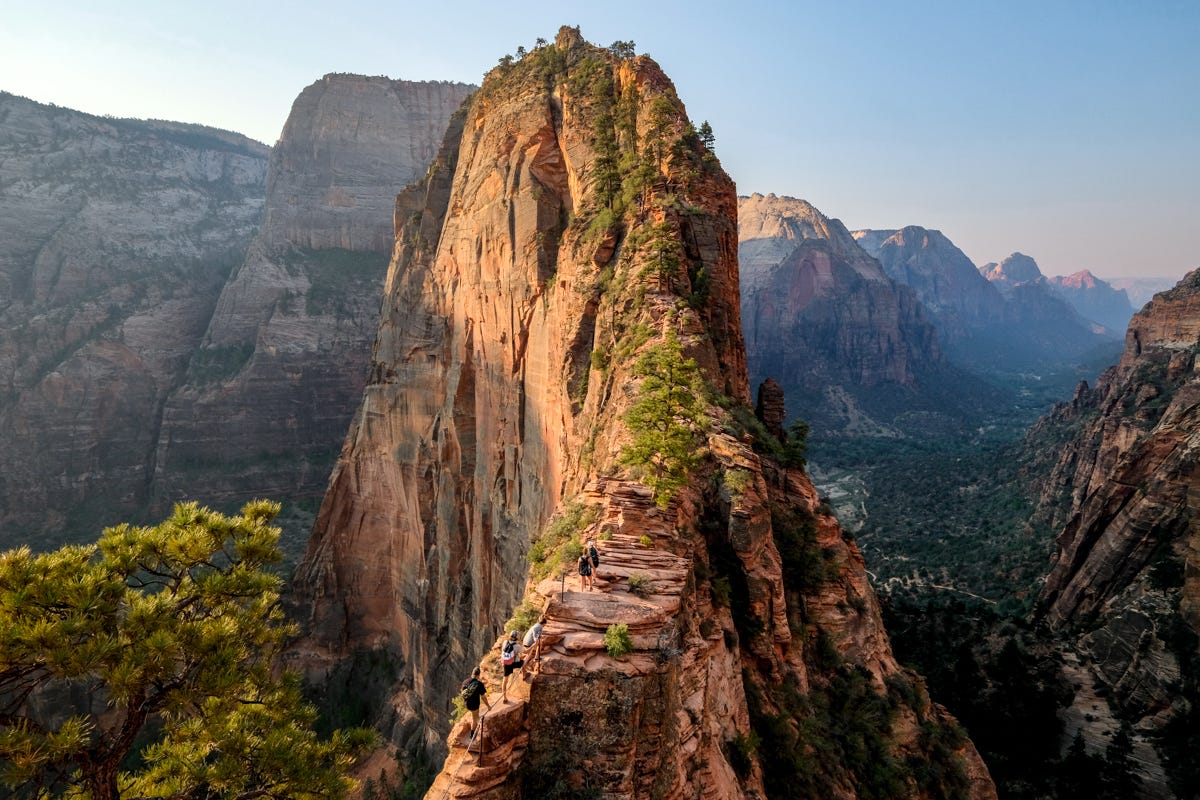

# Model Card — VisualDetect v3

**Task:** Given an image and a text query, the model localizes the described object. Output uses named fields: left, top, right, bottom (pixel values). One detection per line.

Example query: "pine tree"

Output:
left=619, top=325, right=709, bottom=506
left=0, top=501, right=373, bottom=799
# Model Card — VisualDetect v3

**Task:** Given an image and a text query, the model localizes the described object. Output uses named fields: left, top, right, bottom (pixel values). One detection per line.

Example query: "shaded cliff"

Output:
left=291, top=29, right=993, bottom=800
left=0, top=92, right=268, bottom=546
left=1029, top=269, right=1200, bottom=796
left=740, top=197, right=994, bottom=439
left=151, top=75, right=473, bottom=526
left=856, top=229, right=1120, bottom=372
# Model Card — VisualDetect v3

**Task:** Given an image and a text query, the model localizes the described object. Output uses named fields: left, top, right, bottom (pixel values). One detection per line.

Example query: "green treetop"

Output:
left=0, top=500, right=372, bottom=800
left=619, top=324, right=710, bottom=506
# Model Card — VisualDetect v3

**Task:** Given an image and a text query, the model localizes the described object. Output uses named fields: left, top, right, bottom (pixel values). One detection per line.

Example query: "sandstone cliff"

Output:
left=1029, top=268, right=1200, bottom=796
left=0, top=92, right=267, bottom=546
left=151, top=76, right=473, bottom=529
left=291, top=29, right=994, bottom=800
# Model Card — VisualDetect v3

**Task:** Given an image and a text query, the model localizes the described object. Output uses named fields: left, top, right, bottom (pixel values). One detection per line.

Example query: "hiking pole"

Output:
left=560, top=569, right=566, bottom=602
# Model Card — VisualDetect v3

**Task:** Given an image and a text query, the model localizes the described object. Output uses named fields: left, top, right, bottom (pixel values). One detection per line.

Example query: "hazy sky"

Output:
left=3, top=1, right=1197, bottom=280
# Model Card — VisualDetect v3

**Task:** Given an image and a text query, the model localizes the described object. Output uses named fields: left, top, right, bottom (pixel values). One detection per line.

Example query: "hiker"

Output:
left=459, top=666, right=491, bottom=739
left=588, top=540, right=600, bottom=574
left=577, top=549, right=594, bottom=590
left=522, top=616, right=546, bottom=673
left=500, top=630, right=525, bottom=702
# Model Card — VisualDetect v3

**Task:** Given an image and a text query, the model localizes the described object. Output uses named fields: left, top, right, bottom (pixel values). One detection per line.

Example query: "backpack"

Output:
left=501, top=639, right=516, bottom=666
left=589, top=545, right=599, bottom=566
left=460, top=678, right=482, bottom=702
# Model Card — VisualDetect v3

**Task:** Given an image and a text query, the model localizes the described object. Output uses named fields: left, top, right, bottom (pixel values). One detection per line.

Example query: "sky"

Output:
left=2, top=0, right=1197, bottom=280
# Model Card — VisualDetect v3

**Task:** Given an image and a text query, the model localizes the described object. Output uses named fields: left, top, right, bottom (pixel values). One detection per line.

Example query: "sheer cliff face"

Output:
left=738, top=194, right=944, bottom=436
left=151, top=76, right=473, bottom=517
left=0, top=92, right=267, bottom=545
left=294, top=31, right=993, bottom=800
left=1032, top=269, right=1200, bottom=794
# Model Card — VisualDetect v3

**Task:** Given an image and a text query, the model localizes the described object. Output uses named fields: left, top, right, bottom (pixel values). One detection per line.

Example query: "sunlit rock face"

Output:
left=0, top=92, right=267, bottom=545
left=292, top=29, right=994, bottom=800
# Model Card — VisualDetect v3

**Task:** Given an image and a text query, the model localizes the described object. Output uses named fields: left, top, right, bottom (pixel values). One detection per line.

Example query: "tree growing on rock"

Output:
left=0, top=501, right=373, bottom=799
left=619, top=325, right=709, bottom=506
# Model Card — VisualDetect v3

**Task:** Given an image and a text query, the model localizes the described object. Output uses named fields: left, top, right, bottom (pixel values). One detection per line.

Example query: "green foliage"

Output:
left=284, top=247, right=390, bottom=318
left=627, top=573, right=651, bottom=597
left=528, top=500, right=600, bottom=580
left=722, top=468, right=753, bottom=500
left=782, top=418, right=810, bottom=468
left=604, top=623, right=633, bottom=658
left=770, top=506, right=837, bottom=589
left=506, top=599, right=543, bottom=634
left=450, top=694, right=468, bottom=724
left=698, top=120, right=715, bottom=152
left=619, top=326, right=709, bottom=506
left=711, top=576, right=732, bottom=607
left=638, top=534, right=653, bottom=548
left=726, top=730, right=759, bottom=778
left=0, top=501, right=372, bottom=800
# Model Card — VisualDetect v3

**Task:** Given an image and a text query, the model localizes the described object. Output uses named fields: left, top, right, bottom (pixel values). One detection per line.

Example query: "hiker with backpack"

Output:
left=499, top=630, right=524, bottom=702
left=521, top=615, right=546, bottom=675
left=459, top=666, right=491, bottom=740
left=588, top=540, right=600, bottom=574
left=577, top=549, right=594, bottom=590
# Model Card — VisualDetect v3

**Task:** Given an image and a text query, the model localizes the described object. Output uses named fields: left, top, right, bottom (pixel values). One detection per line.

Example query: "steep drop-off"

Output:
left=0, top=92, right=267, bottom=546
left=292, top=30, right=994, bottom=800
left=1029, top=269, right=1200, bottom=796
left=152, top=75, right=473, bottom=526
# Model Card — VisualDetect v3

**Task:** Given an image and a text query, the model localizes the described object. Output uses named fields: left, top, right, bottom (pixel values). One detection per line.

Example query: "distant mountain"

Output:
left=856, top=230, right=1119, bottom=371
left=979, top=251, right=1043, bottom=288
left=741, top=195, right=990, bottom=438
left=1108, top=275, right=1181, bottom=309
left=0, top=92, right=268, bottom=547
left=1045, top=269, right=1134, bottom=332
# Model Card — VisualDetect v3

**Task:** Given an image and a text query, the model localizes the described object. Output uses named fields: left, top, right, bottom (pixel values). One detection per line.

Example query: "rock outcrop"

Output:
left=1029, top=268, right=1200, bottom=796
left=291, top=29, right=994, bottom=800
left=0, top=92, right=268, bottom=546
left=151, top=76, right=473, bottom=528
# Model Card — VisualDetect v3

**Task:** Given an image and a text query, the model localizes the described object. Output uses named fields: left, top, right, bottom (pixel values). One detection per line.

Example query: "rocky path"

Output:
left=426, top=478, right=692, bottom=798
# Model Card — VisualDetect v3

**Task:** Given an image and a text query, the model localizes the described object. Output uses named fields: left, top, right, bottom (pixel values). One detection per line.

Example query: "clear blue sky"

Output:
left=3, top=0, right=1197, bottom=280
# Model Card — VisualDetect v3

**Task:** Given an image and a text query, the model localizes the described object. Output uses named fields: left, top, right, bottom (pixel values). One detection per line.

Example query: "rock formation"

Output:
left=739, top=196, right=993, bottom=439
left=149, top=76, right=473, bottom=529
left=291, top=29, right=994, bottom=799
left=1046, top=269, right=1135, bottom=333
left=857, top=230, right=1120, bottom=370
left=1029, top=268, right=1200, bottom=796
left=0, top=92, right=268, bottom=547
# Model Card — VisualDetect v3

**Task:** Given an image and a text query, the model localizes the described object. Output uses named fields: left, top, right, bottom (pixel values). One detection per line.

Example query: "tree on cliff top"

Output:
left=620, top=325, right=709, bottom=506
left=0, top=501, right=373, bottom=800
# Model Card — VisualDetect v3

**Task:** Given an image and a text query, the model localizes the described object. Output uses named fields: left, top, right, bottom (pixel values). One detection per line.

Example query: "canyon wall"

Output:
left=1029, top=269, right=1200, bottom=796
left=0, top=92, right=267, bottom=547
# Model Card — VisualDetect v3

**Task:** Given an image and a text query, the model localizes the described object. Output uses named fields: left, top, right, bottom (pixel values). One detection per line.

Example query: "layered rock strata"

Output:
left=1030, top=269, right=1200, bottom=796
left=291, top=29, right=994, bottom=799
left=151, top=76, right=473, bottom=522
left=0, top=92, right=268, bottom=545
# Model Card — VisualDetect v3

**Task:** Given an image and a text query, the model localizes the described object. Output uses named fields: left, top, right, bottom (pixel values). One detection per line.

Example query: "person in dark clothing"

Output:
left=460, top=666, right=491, bottom=738
left=578, top=550, right=594, bottom=590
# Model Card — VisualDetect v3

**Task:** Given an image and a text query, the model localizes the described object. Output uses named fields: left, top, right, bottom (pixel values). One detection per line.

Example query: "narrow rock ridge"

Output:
left=291, top=28, right=994, bottom=799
